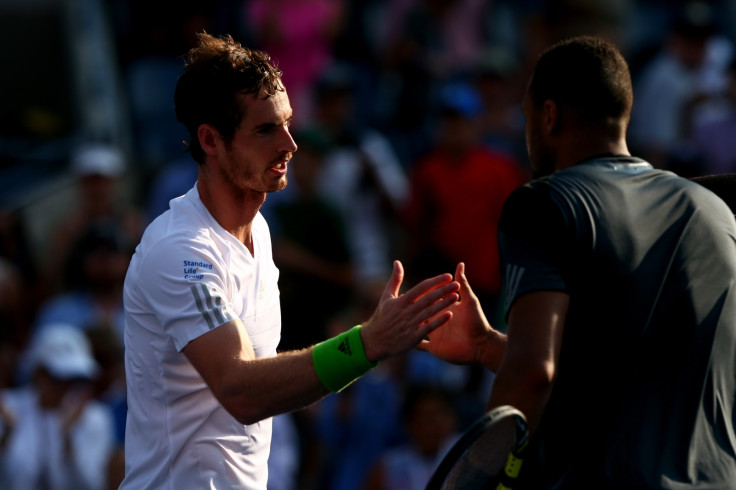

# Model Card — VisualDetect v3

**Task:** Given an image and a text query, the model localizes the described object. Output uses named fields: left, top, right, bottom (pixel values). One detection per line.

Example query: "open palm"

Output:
left=417, top=263, right=501, bottom=367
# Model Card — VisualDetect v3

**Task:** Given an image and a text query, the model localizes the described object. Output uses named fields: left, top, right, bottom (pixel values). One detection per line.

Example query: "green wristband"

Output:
left=312, top=325, right=378, bottom=392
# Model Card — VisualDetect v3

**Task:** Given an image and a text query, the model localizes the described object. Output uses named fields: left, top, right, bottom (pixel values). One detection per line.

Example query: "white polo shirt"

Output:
left=121, top=185, right=281, bottom=489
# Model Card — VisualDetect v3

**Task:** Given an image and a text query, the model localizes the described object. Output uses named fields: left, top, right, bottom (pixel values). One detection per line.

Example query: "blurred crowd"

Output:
left=2, top=0, right=736, bottom=488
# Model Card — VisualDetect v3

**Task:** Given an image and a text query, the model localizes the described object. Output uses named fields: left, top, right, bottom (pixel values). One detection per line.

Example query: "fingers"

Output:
left=402, top=272, right=456, bottom=305
left=408, top=279, right=459, bottom=313
left=382, top=260, right=404, bottom=301
left=416, top=311, right=453, bottom=339
left=423, top=289, right=459, bottom=318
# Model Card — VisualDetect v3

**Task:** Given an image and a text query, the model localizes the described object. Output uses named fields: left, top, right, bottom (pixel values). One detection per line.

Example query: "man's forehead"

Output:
left=237, top=88, right=292, bottom=123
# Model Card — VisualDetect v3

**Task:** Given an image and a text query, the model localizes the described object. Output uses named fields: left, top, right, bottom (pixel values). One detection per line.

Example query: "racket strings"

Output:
left=441, top=416, right=518, bottom=489
left=426, top=406, right=529, bottom=490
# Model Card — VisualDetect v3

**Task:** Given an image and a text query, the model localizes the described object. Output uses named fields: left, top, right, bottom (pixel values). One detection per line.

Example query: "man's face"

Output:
left=220, top=88, right=297, bottom=194
left=523, top=92, right=555, bottom=178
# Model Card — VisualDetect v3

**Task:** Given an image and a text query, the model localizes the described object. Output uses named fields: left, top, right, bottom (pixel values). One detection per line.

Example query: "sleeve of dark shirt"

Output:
left=498, top=181, right=571, bottom=320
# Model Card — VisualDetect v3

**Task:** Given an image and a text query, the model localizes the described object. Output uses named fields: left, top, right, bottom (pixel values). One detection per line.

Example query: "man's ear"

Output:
left=197, top=123, right=222, bottom=157
left=542, top=100, right=559, bottom=135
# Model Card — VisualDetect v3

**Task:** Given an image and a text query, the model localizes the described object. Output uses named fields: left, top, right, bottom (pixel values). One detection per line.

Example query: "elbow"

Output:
left=233, top=411, right=266, bottom=426
left=502, top=358, right=557, bottom=395
left=523, top=361, right=557, bottom=394
left=216, top=386, right=271, bottom=425
left=220, top=397, right=269, bottom=426
left=214, top=382, right=270, bottom=426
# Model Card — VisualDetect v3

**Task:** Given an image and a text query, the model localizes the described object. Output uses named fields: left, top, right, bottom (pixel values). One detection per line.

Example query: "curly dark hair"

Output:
left=174, top=33, right=284, bottom=163
left=528, top=36, right=633, bottom=131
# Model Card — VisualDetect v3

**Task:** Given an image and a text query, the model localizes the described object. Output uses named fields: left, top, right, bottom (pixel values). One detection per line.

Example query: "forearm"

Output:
left=217, top=326, right=375, bottom=424
left=486, top=291, right=569, bottom=432
left=486, top=362, right=554, bottom=433
left=217, top=348, right=330, bottom=425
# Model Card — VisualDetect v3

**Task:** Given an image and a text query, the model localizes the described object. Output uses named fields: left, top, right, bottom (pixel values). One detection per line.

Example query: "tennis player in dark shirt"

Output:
left=420, top=35, right=736, bottom=488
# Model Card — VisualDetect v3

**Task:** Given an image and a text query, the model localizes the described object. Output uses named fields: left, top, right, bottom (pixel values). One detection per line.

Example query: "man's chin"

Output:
left=268, top=177, right=288, bottom=193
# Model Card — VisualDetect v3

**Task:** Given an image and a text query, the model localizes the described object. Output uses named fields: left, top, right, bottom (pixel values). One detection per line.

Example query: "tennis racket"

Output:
left=426, top=405, right=529, bottom=490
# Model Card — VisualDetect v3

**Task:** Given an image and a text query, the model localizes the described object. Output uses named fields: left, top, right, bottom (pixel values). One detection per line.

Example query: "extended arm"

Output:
left=184, top=260, right=459, bottom=424
left=487, top=291, right=568, bottom=432
left=418, top=263, right=569, bottom=432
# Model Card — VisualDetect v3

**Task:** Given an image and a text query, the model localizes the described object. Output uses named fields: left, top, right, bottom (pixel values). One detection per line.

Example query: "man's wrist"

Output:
left=312, top=325, right=378, bottom=392
left=477, top=330, right=507, bottom=372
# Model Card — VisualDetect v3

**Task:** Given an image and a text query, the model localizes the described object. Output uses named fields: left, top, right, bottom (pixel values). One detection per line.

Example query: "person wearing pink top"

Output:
left=245, top=0, right=344, bottom=125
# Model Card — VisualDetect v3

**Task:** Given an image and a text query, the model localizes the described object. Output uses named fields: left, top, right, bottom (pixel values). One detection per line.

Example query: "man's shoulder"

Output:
left=130, top=207, right=228, bottom=289
left=500, top=179, right=566, bottom=239
left=138, top=217, right=214, bottom=260
left=691, top=173, right=736, bottom=214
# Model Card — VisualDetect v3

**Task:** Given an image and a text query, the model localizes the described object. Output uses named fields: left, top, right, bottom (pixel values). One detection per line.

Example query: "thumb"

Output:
left=455, top=262, right=476, bottom=300
left=382, top=260, right=404, bottom=300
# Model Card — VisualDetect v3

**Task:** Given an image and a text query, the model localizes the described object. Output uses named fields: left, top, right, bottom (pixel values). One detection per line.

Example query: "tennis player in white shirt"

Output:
left=120, top=33, right=460, bottom=489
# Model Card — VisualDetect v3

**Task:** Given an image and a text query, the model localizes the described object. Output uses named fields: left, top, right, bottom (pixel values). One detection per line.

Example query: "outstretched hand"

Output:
left=360, top=260, right=460, bottom=362
left=416, top=263, right=506, bottom=371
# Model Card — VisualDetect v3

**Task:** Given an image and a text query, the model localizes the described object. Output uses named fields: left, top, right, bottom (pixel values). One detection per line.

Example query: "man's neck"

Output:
left=196, top=172, right=265, bottom=252
left=556, top=134, right=630, bottom=172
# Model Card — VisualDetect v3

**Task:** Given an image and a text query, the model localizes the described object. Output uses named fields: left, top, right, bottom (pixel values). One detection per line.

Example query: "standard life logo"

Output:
left=183, top=259, right=213, bottom=280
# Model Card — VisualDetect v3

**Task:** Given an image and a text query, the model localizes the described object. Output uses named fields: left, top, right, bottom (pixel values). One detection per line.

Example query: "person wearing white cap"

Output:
left=38, top=142, right=144, bottom=300
left=0, top=324, right=115, bottom=490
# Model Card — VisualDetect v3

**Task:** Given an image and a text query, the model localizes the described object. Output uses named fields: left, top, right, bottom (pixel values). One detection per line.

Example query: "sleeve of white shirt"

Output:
left=135, top=235, right=236, bottom=352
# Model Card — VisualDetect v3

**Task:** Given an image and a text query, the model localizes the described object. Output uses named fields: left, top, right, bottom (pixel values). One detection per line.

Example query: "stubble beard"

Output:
left=221, top=153, right=288, bottom=194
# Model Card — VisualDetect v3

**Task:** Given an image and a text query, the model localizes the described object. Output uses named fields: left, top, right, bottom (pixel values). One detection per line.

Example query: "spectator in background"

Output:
left=364, top=385, right=460, bottom=490
left=39, top=143, right=143, bottom=300
left=268, top=128, right=354, bottom=352
left=244, top=0, right=344, bottom=126
left=33, top=220, right=133, bottom=346
left=378, top=0, right=489, bottom=162
left=328, top=0, right=387, bottom=127
left=689, top=58, right=736, bottom=175
left=0, top=324, right=115, bottom=490
left=404, top=82, right=527, bottom=324
left=0, top=259, right=26, bottom=388
left=310, top=65, right=410, bottom=287
left=0, top=208, right=37, bottom=318
left=0, top=210, right=37, bottom=388
left=472, top=46, right=529, bottom=167
left=85, top=321, right=127, bottom=446
left=629, top=0, right=733, bottom=170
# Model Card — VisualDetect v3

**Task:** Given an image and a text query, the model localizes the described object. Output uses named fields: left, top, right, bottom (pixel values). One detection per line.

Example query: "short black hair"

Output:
left=174, top=33, right=283, bottom=164
left=528, top=36, right=633, bottom=129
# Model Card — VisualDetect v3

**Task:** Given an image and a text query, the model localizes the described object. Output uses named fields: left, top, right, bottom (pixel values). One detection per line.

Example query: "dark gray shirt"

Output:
left=498, top=156, right=736, bottom=488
